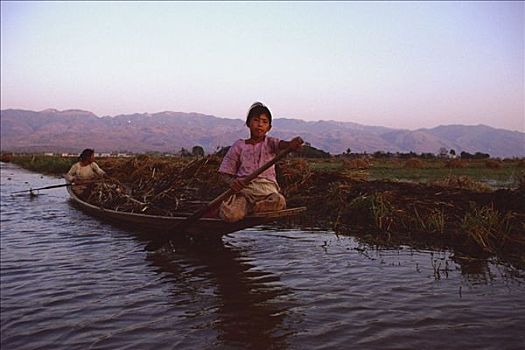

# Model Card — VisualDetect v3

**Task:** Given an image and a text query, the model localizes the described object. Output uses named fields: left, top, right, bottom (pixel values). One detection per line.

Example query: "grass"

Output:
left=371, top=159, right=520, bottom=185
left=9, top=155, right=76, bottom=175
left=310, top=158, right=524, bottom=189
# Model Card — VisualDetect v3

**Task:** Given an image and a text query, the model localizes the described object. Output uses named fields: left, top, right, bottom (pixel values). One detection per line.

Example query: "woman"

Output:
left=64, top=149, right=106, bottom=196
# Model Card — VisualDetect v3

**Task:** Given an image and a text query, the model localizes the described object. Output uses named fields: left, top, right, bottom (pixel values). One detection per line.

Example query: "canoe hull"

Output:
left=67, top=187, right=306, bottom=238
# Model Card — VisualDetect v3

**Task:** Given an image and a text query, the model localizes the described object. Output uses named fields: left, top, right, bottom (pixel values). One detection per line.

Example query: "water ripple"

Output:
left=1, top=163, right=524, bottom=349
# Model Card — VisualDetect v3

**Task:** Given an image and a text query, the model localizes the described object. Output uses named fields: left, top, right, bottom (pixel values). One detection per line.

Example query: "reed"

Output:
left=427, top=208, right=446, bottom=234
left=460, top=205, right=513, bottom=253
left=412, top=207, right=446, bottom=234
left=370, top=193, right=394, bottom=232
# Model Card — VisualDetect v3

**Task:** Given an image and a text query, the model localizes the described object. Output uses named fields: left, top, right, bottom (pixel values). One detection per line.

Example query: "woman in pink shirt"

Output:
left=218, top=102, right=303, bottom=222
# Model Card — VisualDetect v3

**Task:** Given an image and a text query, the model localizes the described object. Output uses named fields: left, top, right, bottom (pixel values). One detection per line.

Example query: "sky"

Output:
left=1, top=1, right=524, bottom=131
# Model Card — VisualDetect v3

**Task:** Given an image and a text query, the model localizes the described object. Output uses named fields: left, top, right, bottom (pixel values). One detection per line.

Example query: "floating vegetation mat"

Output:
left=89, top=156, right=525, bottom=267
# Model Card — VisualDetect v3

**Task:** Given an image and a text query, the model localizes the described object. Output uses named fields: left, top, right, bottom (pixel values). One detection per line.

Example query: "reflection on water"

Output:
left=452, top=254, right=525, bottom=287
left=146, top=241, right=293, bottom=349
left=2, top=162, right=525, bottom=350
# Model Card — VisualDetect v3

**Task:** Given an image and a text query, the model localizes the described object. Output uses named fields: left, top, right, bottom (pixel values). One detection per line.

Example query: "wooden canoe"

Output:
left=67, top=186, right=306, bottom=238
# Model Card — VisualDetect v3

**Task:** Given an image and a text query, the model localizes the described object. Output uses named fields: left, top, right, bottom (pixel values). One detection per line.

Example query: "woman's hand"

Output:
left=73, top=177, right=85, bottom=185
left=73, top=176, right=93, bottom=185
left=289, top=136, right=304, bottom=151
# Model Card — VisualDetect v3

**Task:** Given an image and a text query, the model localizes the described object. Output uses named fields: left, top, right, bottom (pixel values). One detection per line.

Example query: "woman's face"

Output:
left=82, top=153, right=94, bottom=164
left=248, top=113, right=271, bottom=140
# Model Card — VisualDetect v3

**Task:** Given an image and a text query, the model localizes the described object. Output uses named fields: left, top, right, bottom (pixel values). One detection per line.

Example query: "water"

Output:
left=1, top=162, right=524, bottom=350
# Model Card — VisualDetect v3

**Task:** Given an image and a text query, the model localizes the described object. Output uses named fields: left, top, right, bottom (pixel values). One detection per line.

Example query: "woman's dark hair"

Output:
left=246, top=102, right=272, bottom=126
left=79, top=148, right=95, bottom=161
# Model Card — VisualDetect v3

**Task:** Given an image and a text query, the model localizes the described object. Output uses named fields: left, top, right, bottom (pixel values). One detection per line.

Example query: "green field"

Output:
left=307, top=158, right=524, bottom=189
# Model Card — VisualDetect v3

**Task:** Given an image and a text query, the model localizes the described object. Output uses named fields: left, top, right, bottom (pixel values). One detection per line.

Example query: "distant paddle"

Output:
left=12, top=183, right=73, bottom=194
left=11, top=179, right=98, bottom=195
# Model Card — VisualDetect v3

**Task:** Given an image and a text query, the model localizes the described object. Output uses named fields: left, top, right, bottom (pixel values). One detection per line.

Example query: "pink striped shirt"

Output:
left=219, top=136, right=281, bottom=183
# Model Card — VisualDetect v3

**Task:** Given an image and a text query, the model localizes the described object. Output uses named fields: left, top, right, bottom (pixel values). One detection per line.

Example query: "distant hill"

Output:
left=1, top=109, right=524, bottom=157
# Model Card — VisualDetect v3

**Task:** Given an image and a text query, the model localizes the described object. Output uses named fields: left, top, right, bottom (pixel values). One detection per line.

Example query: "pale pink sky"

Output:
left=1, top=1, right=523, bottom=131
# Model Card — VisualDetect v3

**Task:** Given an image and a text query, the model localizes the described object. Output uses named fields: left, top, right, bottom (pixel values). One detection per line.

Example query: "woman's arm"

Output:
left=91, top=162, right=107, bottom=177
left=64, top=163, right=78, bottom=182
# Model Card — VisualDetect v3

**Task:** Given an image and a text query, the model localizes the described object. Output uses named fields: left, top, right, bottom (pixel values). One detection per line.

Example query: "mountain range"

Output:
left=1, top=109, right=524, bottom=158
